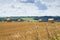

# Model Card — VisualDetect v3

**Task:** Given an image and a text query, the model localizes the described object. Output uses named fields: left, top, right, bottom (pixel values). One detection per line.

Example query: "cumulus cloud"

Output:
left=19, top=0, right=35, bottom=3
left=0, top=0, right=60, bottom=17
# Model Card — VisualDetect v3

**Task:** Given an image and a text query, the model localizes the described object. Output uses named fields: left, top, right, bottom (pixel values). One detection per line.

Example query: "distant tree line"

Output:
left=0, top=16, right=60, bottom=22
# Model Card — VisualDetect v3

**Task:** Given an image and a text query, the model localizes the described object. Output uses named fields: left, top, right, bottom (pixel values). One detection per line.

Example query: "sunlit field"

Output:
left=0, top=22, right=60, bottom=40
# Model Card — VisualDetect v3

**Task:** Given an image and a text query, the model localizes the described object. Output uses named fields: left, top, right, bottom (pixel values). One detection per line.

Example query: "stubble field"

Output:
left=0, top=22, right=60, bottom=40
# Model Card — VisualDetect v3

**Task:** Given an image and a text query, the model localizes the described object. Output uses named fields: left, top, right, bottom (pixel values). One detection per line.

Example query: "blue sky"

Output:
left=0, top=0, right=60, bottom=17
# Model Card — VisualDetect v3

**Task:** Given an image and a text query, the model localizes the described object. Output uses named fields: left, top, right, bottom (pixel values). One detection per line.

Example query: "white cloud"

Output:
left=0, top=0, right=60, bottom=17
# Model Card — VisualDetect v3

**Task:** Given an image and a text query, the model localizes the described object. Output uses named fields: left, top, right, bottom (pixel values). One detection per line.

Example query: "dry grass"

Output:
left=0, top=22, right=60, bottom=40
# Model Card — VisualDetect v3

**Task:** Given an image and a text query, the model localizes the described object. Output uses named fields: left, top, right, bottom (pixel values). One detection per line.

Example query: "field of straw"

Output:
left=0, top=22, right=60, bottom=40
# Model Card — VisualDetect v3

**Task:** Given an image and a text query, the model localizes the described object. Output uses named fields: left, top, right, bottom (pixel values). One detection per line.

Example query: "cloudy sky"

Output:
left=0, top=0, right=60, bottom=17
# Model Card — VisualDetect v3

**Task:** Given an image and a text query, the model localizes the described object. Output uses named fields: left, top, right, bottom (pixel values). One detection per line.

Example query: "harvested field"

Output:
left=0, top=22, right=60, bottom=40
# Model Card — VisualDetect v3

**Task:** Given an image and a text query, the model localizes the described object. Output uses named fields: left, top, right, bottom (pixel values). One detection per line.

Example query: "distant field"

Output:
left=0, top=22, right=60, bottom=40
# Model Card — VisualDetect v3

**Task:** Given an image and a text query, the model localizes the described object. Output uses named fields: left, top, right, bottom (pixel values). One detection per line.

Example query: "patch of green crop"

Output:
left=49, top=34, right=60, bottom=40
left=21, top=18, right=37, bottom=22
